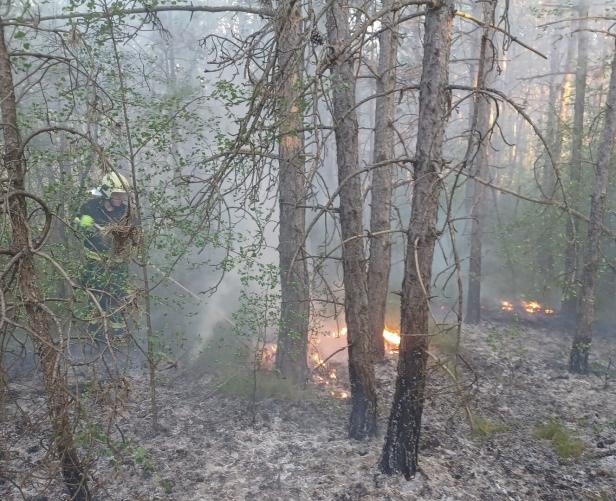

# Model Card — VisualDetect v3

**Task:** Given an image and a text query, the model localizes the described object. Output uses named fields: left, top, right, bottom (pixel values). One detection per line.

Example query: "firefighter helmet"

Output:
left=100, top=172, right=129, bottom=199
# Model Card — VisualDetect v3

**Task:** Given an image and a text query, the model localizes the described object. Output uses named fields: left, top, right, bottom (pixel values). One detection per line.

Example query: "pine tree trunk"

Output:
left=542, top=34, right=572, bottom=196
left=0, top=22, right=90, bottom=500
left=274, top=0, right=310, bottom=384
left=326, top=0, right=377, bottom=440
left=380, top=0, right=454, bottom=478
left=367, top=0, right=398, bottom=361
left=562, top=1, right=589, bottom=321
left=570, top=41, right=616, bottom=374
left=465, top=0, right=497, bottom=324
left=535, top=38, right=562, bottom=294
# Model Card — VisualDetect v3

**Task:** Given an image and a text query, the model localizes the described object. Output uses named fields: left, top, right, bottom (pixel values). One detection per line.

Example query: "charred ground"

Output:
left=1, top=322, right=615, bottom=500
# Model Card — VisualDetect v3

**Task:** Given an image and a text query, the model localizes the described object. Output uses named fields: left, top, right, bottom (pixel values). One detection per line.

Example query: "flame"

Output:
left=331, top=327, right=347, bottom=338
left=522, top=300, right=542, bottom=314
left=310, top=324, right=404, bottom=400
left=500, top=299, right=555, bottom=316
left=259, top=343, right=278, bottom=370
left=501, top=300, right=514, bottom=312
left=328, top=325, right=401, bottom=348
left=383, top=327, right=401, bottom=347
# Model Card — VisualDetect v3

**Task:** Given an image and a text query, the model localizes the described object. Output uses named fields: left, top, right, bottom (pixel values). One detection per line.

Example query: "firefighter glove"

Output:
left=77, top=214, right=95, bottom=229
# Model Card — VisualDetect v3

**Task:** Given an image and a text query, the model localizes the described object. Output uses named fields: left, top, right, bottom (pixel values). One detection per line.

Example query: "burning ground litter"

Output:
left=1, top=322, right=615, bottom=500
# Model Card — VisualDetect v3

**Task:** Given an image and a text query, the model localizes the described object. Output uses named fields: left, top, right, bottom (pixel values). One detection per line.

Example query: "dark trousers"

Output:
left=81, top=257, right=129, bottom=339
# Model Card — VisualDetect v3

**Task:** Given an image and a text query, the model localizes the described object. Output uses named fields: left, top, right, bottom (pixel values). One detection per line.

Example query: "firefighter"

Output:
left=75, top=172, right=131, bottom=339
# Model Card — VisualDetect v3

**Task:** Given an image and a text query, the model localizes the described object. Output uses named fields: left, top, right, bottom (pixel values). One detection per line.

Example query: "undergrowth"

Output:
left=534, top=419, right=585, bottom=460
left=472, top=415, right=510, bottom=439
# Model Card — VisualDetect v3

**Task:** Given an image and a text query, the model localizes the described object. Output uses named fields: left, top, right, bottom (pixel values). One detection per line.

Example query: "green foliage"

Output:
left=217, top=370, right=313, bottom=401
left=590, top=419, right=616, bottom=435
left=194, top=325, right=312, bottom=401
left=472, top=415, right=510, bottom=438
left=429, top=324, right=459, bottom=356
left=76, top=422, right=155, bottom=472
left=159, top=477, right=175, bottom=494
left=534, top=419, right=586, bottom=460
left=211, top=79, right=245, bottom=107
left=131, top=446, right=155, bottom=473
left=232, top=261, right=280, bottom=339
left=75, top=423, right=114, bottom=458
left=195, top=324, right=251, bottom=374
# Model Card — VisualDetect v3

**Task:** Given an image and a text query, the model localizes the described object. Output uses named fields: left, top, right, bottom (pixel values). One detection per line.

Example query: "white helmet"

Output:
left=99, top=172, right=129, bottom=199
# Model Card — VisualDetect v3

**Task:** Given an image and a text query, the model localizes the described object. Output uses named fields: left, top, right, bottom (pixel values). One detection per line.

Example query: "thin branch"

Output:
left=538, top=16, right=616, bottom=28
left=2, top=4, right=274, bottom=25
left=456, top=11, right=547, bottom=59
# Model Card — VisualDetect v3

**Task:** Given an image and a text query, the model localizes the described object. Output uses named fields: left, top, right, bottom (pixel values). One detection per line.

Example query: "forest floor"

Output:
left=2, top=321, right=616, bottom=500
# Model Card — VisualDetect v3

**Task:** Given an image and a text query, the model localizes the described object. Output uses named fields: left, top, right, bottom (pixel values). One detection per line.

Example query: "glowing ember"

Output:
left=259, top=343, right=277, bottom=370
left=328, top=325, right=400, bottom=348
left=501, top=300, right=514, bottom=312
left=383, top=328, right=401, bottom=348
left=330, top=390, right=349, bottom=399
left=522, top=300, right=542, bottom=314
left=500, top=299, right=556, bottom=316
left=331, top=327, right=347, bottom=338
left=329, top=370, right=337, bottom=380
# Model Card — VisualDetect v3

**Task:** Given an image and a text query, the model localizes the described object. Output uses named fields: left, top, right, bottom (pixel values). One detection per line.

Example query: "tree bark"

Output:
left=542, top=35, right=572, bottom=196
left=0, top=21, right=90, bottom=500
left=367, top=0, right=399, bottom=361
left=465, top=0, right=497, bottom=324
left=562, top=1, right=589, bottom=321
left=380, top=0, right=454, bottom=478
left=570, top=41, right=616, bottom=374
left=536, top=35, right=574, bottom=298
left=274, top=0, right=310, bottom=385
left=326, top=1, right=377, bottom=440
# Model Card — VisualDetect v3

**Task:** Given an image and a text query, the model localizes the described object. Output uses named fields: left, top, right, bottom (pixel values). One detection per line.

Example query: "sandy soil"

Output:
left=1, top=322, right=616, bottom=500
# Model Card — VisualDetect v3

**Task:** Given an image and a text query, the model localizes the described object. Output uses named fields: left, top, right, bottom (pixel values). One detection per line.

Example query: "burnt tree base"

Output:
left=348, top=364, right=378, bottom=440
left=61, top=453, right=91, bottom=501
left=569, top=341, right=590, bottom=374
left=379, top=348, right=427, bottom=479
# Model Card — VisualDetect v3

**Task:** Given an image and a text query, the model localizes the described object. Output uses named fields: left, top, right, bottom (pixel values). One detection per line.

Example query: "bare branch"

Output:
left=2, top=4, right=274, bottom=25
left=456, top=11, right=547, bottom=59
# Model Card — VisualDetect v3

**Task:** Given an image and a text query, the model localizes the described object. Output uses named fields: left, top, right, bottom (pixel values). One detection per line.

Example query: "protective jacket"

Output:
left=76, top=197, right=127, bottom=257
left=76, top=197, right=130, bottom=337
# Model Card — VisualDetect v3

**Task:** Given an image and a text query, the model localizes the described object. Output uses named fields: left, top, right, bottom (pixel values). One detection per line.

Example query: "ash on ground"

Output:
left=2, top=323, right=616, bottom=500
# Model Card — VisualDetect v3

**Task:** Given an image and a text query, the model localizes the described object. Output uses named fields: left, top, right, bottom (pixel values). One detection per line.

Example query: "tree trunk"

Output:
left=535, top=39, right=563, bottom=293
left=0, top=22, right=90, bottom=500
left=326, top=1, right=377, bottom=440
left=465, top=0, right=497, bottom=324
left=570, top=41, right=616, bottom=374
left=562, top=1, right=589, bottom=321
left=536, top=35, right=575, bottom=300
left=367, top=0, right=399, bottom=361
left=543, top=34, right=573, bottom=196
left=380, top=0, right=454, bottom=478
left=274, top=0, right=310, bottom=385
